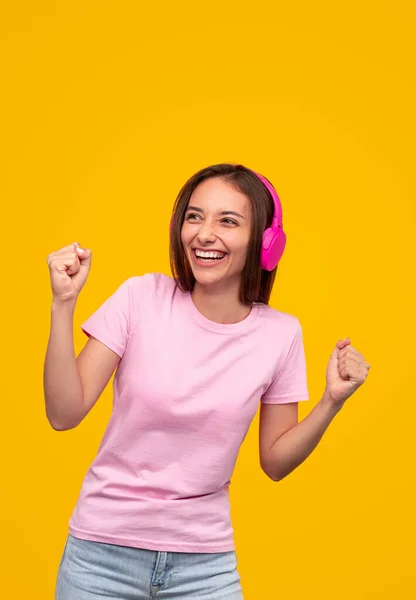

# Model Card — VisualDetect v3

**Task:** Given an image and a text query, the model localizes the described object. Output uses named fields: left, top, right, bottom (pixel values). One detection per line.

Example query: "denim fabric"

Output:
left=56, top=534, right=244, bottom=599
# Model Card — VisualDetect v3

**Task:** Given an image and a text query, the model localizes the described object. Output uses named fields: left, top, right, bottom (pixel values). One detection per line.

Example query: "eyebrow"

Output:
left=186, top=205, right=246, bottom=219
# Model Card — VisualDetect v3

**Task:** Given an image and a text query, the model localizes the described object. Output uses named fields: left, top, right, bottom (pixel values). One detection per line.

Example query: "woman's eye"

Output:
left=186, top=214, right=237, bottom=226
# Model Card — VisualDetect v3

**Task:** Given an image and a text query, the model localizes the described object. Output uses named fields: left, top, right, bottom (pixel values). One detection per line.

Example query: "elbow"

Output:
left=50, top=422, right=75, bottom=431
left=46, top=412, right=79, bottom=431
left=48, top=419, right=72, bottom=431
left=261, top=463, right=283, bottom=482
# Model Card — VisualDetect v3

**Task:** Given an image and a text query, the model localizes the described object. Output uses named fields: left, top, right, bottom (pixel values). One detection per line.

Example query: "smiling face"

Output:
left=180, top=177, right=252, bottom=289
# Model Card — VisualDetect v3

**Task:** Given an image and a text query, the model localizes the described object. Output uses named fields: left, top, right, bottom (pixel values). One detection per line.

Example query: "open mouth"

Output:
left=192, top=249, right=228, bottom=265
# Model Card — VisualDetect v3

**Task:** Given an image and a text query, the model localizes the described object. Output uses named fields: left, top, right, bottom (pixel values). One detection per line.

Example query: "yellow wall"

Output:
left=1, top=2, right=415, bottom=598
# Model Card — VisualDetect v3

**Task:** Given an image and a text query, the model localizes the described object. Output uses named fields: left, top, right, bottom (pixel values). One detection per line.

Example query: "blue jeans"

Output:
left=56, top=534, right=244, bottom=599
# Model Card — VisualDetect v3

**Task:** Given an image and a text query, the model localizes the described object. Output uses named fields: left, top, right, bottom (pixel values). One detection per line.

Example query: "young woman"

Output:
left=45, top=163, right=370, bottom=599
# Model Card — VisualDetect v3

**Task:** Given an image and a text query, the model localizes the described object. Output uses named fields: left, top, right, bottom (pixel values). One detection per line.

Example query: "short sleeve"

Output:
left=261, top=320, right=309, bottom=404
left=80, top=278, right=133, bottom=358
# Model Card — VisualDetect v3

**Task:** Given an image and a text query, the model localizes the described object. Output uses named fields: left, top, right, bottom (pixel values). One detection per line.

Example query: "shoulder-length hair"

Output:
left=169, top=163, right=280, bottom=305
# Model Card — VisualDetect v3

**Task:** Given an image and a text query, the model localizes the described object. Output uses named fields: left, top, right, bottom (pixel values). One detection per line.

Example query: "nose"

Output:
left=196, top=218, right=217, bottom=243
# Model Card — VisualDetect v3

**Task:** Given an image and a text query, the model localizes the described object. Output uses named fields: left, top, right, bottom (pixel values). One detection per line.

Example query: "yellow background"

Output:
left=1, top=1, right=415, bottom=598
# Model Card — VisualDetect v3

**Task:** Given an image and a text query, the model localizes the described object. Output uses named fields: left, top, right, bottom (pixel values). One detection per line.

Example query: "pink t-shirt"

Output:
left=68, top=272, right=309, bottom=553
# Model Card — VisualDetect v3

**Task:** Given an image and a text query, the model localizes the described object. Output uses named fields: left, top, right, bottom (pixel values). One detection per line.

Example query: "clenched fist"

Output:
left=46, top=241, right=92, bottom=302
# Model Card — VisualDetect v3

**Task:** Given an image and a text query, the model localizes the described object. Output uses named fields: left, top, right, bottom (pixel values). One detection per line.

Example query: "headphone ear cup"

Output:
left=261, top=228, right=286, bottom=271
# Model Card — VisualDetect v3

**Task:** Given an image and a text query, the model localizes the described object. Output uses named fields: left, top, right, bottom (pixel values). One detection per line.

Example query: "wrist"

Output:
left=52, top=297, right=77, bottom=313
left=321, top=389, right=345, bottom=416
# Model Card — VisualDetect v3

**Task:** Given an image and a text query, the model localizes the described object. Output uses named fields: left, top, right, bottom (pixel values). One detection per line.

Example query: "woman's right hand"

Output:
left=47, top=242, right=92, bottom=302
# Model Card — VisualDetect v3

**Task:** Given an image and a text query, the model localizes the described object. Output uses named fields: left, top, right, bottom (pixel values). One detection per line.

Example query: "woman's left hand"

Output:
left=325, top=338, right=371, bottom=407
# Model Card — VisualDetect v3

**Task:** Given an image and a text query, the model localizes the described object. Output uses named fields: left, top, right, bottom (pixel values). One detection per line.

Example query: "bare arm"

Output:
left=43, top=298, right=120, bottom=430
left=259, top=392, right=342, bottom=481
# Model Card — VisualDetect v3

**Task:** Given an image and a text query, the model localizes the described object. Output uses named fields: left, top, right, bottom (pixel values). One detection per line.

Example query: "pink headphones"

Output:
left=170, top=168, right=286, bottom=271
left=252, top=170, right=287, bottom=271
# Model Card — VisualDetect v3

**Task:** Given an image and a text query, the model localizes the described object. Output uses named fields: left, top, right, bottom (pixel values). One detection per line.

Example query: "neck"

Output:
left=191, top=280, right=251, bottom=324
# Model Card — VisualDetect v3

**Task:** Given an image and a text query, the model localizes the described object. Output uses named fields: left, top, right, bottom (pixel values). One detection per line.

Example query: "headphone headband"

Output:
left=251, top=170, right=283, bottom=230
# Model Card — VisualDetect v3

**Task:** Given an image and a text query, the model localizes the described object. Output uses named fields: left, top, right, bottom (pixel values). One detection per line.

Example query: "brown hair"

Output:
left=169, top=163, right=279, bottom=305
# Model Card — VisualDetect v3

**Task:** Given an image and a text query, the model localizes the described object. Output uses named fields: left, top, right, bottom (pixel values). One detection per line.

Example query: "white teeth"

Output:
left=195, top=250, right=225, bottom=259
